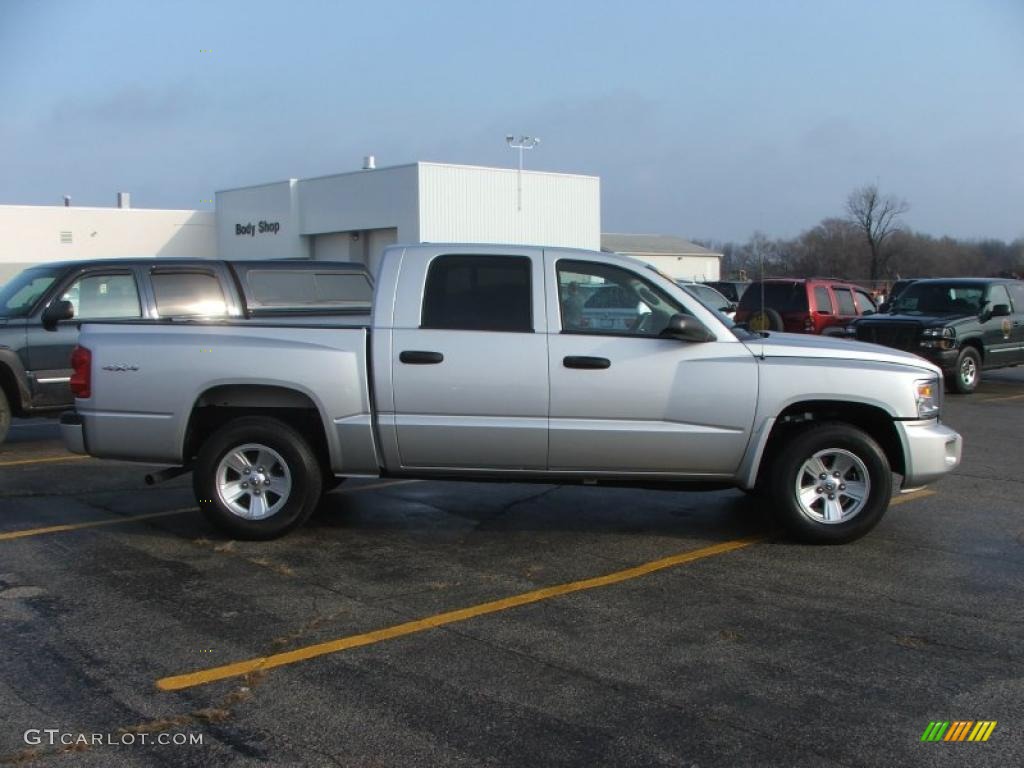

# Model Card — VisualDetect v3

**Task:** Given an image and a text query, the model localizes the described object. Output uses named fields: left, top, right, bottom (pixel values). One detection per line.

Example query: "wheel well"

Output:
left=756, top=400, right=905, bottom=486
left=0, top=364, right=24, bottom=417
left=183, top=385, right=330, bottom=469
left=961, top=338, right=983, bottom=362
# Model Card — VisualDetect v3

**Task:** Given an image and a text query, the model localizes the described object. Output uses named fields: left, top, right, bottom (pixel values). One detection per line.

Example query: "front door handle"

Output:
left=563, top=356, right=610, bottom=370
left=400, top=350, right=444, bottom=365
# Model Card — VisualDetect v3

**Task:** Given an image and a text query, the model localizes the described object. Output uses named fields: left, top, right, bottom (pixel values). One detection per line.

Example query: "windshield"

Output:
left=675, top=283, right=738, bottom=329
left=891, top=283, right=986, bottom=315
left=684, top=284, right=730, bottom=308
left=0, top=267, right=62, bottom=318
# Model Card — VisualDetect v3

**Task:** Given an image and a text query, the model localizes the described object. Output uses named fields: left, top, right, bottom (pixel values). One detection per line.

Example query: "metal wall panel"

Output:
left=417, top=163, right=600, bottom=250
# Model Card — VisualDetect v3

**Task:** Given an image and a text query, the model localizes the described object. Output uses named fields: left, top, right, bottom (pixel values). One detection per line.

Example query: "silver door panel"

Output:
left=391, top=329, right=549, bottom=468
left=547, top=334, right=758, bottom=473
left=390, top=415, right=547, bottom=469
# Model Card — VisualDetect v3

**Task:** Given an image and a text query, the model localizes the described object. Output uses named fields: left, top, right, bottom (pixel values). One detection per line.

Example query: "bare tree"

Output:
left=845, top=184, right=909, bottom=283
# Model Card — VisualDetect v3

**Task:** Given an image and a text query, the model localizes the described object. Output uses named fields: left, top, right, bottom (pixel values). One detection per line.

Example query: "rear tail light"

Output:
left=70, top=346, right=91, bottom=399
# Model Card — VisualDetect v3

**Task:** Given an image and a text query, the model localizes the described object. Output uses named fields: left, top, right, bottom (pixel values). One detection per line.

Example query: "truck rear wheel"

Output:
left=0, top=389, right=10, bottom=445
left=770, top=422, right=892, bottom=544
left=194, top=416, right=322, bottom=540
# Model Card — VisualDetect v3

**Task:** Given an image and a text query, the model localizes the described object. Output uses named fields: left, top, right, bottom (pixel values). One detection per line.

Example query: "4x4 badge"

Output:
left=101, top=364, right=139, bottom=372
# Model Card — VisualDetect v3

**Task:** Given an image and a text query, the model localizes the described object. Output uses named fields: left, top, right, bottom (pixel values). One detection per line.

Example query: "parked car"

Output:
left=676, top=281, right=736, bottom=319
left=734, top=278, right=877, bottom=335
left=0, top=258, right=372, bottom=443
left=705, top=280, right=751, bottom=304
left=851, top=278, right=1024, bottom=393
left=576, top=282, right=642, bottom=331
left=63, top=243, right=961, bottom=545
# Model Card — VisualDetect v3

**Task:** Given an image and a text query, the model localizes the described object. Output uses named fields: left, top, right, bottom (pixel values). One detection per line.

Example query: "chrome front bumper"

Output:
left=59, top=411, right=86, bottom=454
left=897, top=419, right=962, bottom=487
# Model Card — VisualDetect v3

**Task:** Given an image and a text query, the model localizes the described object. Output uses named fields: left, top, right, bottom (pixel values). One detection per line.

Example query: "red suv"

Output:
left=734, top=278, right=877, bottom=335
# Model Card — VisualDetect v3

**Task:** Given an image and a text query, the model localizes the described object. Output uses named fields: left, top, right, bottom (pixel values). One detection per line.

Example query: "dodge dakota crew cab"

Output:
left=61, top=244, right=962, bottom=544
left=0, top=258, right=372, bottom=443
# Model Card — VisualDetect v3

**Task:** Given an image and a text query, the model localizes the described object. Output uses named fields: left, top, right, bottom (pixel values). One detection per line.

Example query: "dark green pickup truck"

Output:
left=852, top=278, right=1024, bottom=393
left=0, top=258, right=373, bottom=443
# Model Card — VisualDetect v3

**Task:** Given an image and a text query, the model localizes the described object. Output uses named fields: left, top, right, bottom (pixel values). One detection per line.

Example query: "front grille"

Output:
left=857, top=323, right=921, bottom=351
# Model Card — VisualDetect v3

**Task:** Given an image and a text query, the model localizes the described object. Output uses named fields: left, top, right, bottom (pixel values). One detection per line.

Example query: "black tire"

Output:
left=770, top=422, right=892, bottom=544
left=946, top=346, right=981, bottom=394
left=749, top=308, right=784, bottom=332
left=0, top=388, right=10, bottom=445
left=193, top=416, right=322, bottom=540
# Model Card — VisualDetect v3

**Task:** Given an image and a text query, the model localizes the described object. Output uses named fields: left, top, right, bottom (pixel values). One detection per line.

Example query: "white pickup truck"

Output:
left=62, top=244, right=962, bottom=543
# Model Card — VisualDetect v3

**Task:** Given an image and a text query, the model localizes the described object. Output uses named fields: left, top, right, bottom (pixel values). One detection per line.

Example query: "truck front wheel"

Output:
left=770, top=422, right=892, bottom=544
left=194, top=416, right=322, bottom=540
left=947, top=346, right=981, bottom=394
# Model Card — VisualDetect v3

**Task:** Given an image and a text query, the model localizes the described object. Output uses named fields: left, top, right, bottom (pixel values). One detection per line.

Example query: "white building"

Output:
left=1, top=161, right=609, bottom=285
left=601, top=233, right=722, bottom=282
left=216, top=161, right=600, bottom=275
left=0, top=200, right=215, bottom=284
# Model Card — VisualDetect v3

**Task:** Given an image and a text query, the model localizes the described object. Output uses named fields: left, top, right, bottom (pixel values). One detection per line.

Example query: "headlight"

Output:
left=920, top=327, right=955, bottom=349
left=915, top=378, right=941, bottom=418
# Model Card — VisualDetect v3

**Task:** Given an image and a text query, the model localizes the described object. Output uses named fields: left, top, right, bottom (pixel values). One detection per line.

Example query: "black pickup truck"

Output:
left=852, top=277, right=1024, bottom=393
left=0, top=258, right=372, bottom=443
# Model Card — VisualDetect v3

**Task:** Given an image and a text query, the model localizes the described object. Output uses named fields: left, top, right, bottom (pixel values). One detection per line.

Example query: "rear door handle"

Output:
left=563, top=356, right=610, bottom=370
left=400, top=350, right=444, bottom=365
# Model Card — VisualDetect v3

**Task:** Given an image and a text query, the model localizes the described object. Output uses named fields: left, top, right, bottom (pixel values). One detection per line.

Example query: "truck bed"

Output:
left=75, top=322, right=378, bottom=473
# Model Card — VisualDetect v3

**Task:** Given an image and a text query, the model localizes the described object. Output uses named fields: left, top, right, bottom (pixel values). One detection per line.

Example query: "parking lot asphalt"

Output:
left=1, top=371, right=1022, bottom=767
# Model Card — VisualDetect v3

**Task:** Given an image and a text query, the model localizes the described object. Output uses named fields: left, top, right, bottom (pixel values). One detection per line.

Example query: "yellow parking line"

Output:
left=0, top=454, right=90, bottom=468
left=0, top=480, right=412, bottom=544
left=0, top=508, right=196, bottom=542
left=156, top=534, right=763, bottom=691
left=890, top=489, right=936, bottom=506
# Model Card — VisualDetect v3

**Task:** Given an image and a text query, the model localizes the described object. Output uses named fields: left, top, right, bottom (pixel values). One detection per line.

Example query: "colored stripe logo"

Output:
left=921, top=721, right=997, bottom=742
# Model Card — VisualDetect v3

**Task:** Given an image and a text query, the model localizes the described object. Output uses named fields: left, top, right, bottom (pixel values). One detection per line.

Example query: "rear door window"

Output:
left=151, top=271, right=228, bottom=317
left=421, top=254, right=532, bottom=332
left=813, top=287, right=833, bottom=314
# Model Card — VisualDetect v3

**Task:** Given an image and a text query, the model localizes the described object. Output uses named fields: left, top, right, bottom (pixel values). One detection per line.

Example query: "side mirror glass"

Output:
left=42, top=299, right=74, bottom=332
left=660, top=313, right=715, bottom=343
left=990, top=303, right=1011, bottom=318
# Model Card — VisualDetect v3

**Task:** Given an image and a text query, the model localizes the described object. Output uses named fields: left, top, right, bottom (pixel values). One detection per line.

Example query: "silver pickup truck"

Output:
left=62, top=244, right=962, bottom=544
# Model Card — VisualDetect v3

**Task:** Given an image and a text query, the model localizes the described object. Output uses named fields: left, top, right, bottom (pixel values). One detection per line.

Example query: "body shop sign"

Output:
left=235, top=221, right=280, bottom=236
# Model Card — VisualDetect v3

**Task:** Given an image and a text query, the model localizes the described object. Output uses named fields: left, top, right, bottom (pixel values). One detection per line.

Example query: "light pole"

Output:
left=505, top=135, right=540, bottom=211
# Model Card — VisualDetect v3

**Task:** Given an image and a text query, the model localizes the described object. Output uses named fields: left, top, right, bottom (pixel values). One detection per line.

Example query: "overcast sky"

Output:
left=1, top=0, right=1022, bottom=242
